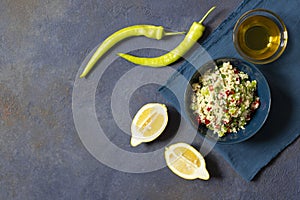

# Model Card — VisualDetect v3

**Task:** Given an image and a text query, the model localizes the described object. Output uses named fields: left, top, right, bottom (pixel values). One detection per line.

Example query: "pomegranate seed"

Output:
left=225, top=90, right=230, bottom=96
left=204, top=118, right=210, bottom=125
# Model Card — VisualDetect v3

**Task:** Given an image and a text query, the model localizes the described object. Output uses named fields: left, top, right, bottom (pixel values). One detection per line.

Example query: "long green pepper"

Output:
left=118, top=6, right=216, bottom=67
left=80, top=25, right=185, bottom=78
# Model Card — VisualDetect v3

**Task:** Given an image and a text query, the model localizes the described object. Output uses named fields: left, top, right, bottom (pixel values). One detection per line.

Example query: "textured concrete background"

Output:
left=0, top=0, right=299, bottom=199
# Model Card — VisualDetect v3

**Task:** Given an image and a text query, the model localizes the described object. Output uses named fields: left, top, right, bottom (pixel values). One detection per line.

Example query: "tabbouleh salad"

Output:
left=190, top=62, right=260, bottom=137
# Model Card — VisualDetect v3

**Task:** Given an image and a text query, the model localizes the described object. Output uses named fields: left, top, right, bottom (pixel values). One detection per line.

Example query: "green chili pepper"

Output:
left=117, top=6, right=216, bottom=67
left=80, top=25, right=185, bottom=78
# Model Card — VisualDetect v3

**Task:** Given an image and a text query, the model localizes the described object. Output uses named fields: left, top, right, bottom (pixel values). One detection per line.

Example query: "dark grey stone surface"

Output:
left=0, top=0, right=299, bottom=199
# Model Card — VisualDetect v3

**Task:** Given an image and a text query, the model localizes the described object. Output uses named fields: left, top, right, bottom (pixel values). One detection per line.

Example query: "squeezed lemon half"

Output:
left=164, top=143, right=210, bottom=180
left=130, top=103, right=168, bottom=147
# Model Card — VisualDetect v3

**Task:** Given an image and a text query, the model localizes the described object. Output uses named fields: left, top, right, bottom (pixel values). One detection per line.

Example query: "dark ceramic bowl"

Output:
left=184, top=58, right=271, bottom=144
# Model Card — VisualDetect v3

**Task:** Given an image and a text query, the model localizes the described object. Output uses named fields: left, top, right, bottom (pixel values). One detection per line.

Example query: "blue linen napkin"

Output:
left=159, top=0, right=300, bottom=181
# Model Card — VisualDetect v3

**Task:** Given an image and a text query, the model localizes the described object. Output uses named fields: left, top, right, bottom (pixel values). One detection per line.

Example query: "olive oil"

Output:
left=236, top=15, right=281, bottom=60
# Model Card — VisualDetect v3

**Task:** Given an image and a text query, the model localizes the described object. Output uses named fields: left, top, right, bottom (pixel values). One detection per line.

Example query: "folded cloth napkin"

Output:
left=159, top=0, right=300, bottom=181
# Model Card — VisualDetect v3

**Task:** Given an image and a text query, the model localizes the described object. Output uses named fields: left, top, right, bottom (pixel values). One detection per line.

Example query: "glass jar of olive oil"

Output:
left=233, top=9, right=288, bottom=64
